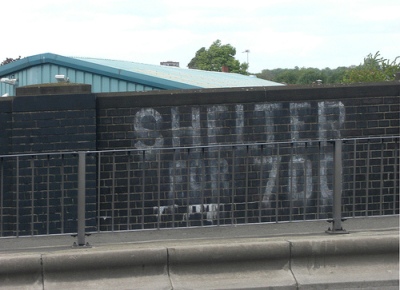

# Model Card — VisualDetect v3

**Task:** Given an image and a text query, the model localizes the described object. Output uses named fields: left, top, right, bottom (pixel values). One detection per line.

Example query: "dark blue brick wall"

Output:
left=1, top=94, right=97, bottom=236
left=94, top=83, right=399, bottom=230
left=0, top=83, right=399, bottom=235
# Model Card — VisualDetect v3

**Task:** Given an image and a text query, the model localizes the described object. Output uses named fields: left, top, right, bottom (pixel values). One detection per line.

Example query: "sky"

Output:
left=1, top=0, right=399, bottom=73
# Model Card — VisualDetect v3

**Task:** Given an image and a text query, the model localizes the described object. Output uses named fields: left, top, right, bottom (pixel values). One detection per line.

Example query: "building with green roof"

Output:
left=0, top=53, right=282, bottom=97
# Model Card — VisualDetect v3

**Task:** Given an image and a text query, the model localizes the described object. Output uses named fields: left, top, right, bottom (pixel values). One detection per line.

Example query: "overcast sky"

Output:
left=2, top=0, right=399, bottom=73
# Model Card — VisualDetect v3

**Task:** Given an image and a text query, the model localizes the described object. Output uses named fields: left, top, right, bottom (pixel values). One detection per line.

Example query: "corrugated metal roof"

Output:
left=0, top=53, right=283, bottom=96
left=74, top=56, right=283, bottom=88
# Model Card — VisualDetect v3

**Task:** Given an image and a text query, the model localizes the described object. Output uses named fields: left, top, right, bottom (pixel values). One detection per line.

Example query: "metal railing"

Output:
left=0, top=136, right=398, bottom=245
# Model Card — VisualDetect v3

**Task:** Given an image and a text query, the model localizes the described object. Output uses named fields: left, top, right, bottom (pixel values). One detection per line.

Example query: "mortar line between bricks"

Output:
left=287, top=240, right=299, bottom=290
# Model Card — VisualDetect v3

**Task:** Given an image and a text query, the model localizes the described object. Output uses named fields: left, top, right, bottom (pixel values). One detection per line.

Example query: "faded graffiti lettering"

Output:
left=318, top=101, right=345, bottom=205
left=171, top=106, right=201, bottom=147
left=235, top=104, right=244, bottom=144
left=207, top=105, right=228, bottom=145
left=290, top=102, right=311, bottom=142
left=254, top=155, right=281, bottom=207
left=133, top=101, right=346, bottom=221
left=168, top=159, right=204, bottom=205
left=134, top=108, right=164, bottom=155
left=289, top=156, right=313, bottom=201
left=318, top=101, right=345, bottom=141
left=254, top=103, right=281, bottom=144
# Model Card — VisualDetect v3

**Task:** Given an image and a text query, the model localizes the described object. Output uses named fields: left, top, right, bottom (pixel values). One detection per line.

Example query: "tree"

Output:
left=342, top=52, right=400, bottom=83
left=323, top=67, right=348, bottom=84
left=256, top=52, right=399, bottom=85
left=188, top=40, right=249, bottom=75
left=258, top=67, right=330, bottom=85
left=297, top=68, right=325, bottom=85
left=1, top=56, right=21, bottom=66
left=275, top=69, right=298, bottom=84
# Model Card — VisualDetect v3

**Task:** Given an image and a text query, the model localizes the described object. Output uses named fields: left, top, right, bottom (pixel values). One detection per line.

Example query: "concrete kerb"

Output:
left=0, top=254, right=42, bottom=289
left=42, top=247, right=171, bottom=290
left=168, top=241, right=295, bottom=289
left=290, top=234, right=399, bottom=257
left=0, top=233, right=398, bottom=290
left=289, top=235, right=400, bottom=290
left=168, top=240, right=290, bottom=264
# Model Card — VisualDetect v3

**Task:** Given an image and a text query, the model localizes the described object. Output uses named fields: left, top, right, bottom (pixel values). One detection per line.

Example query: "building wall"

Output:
left=0, top=63, right=158, bottom=96
left=0, top=83, right=399, bottom=235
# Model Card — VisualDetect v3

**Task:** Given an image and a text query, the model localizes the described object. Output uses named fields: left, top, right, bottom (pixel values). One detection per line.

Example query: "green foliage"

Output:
left=188, top=40, right=249, bottom=75
left=1, top=56, right=21, bottom=66
left=325, top=67, right=348, bottom=84
left=297, top=68, right=324, bottom=84
left=274, top=69, right=299, bottom=84
left=342, top=52, right=400, bottom=83
left=256, top=52, right=399, bottom=85
left=257, top=66, right=348, bottom=85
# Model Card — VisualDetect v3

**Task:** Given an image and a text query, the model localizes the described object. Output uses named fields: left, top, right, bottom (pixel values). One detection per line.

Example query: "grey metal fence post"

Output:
left=73, top=152, right=91, bottom=247
left=326, top=139, right=348, bottom=234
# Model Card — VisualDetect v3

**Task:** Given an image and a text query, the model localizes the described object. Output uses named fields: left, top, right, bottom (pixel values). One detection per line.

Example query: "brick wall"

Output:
left=95, top=83, right=399, bottom=230
left=1, top=93, right=97, bottom=235
left=0, top=83, right=398, bottom=235
left=97, top=84, right=399, bottom=148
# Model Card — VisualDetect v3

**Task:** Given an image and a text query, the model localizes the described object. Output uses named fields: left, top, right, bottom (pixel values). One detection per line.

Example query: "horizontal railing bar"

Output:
left=85, top=214, right=400, bottom=235
left=1, top=136, right=398, bottom=159
left=84, top=136, right=400, bottom=154
left=0, top=151, right=80, bottom=159
left=1, top=213, right=398, bottom=239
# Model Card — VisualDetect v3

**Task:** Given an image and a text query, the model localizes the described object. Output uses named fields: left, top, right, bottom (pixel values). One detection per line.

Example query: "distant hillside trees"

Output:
left=256, top=66, right=348, bottom=85
left=257, top=52, right=399, bottom=85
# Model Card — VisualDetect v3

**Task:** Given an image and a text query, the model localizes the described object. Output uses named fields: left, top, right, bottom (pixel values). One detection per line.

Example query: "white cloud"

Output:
left=1, top=0, right=399, bottom=73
